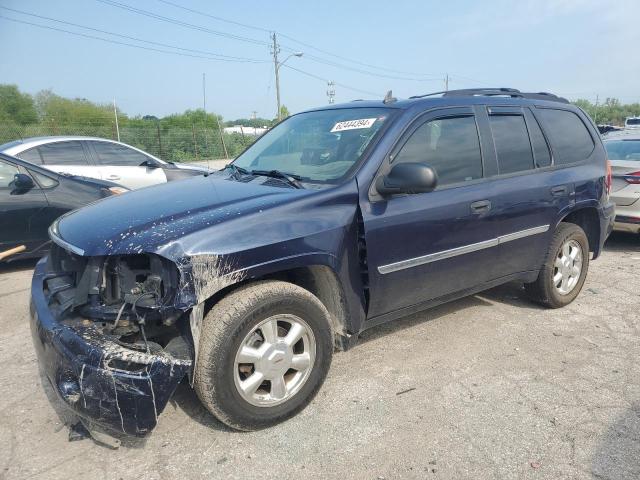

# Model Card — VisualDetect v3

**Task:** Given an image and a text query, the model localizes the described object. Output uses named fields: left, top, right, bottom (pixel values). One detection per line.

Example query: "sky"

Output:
left=1, top=0, right=639, bottom=120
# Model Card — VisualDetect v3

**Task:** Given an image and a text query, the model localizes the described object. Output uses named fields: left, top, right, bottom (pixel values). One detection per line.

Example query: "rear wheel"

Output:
left=524, top=223, right=589, bottom=308
left=194, top=280, right=333, bottom=431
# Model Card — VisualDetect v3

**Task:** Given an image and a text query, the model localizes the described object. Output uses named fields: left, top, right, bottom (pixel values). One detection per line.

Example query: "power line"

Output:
left=298, top=53, right=443, bottom=82
left=0, top=15, right=266, bottom=64
left=156, top=0, right=270, bottom=33
left=152, top=0, right=448, bottom=79
left=95, top=0, right=268, bottom=46
left=0, top=6, right=266, bottom=63
left=282, top=64, right=383, bottom=98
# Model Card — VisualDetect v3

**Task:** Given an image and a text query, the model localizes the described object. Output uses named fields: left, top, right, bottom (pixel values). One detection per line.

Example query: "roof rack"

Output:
left=409, top=88, right=569, bottom=104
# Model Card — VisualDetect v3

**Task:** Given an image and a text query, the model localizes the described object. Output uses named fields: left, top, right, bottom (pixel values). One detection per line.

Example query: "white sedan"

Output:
left=0, top=136, right=209, bottom=190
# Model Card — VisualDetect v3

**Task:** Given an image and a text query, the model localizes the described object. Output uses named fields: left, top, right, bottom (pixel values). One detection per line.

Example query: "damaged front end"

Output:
left=30, top=243, right=195, bottom=438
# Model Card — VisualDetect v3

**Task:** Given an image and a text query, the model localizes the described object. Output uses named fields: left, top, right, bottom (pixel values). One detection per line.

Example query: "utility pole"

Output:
left=271, top=33, right=282, bottom=121
left=444, top=74, right=449, bottom=92
left=113, top=99, right=120, bottom=142
left=202, top=73, right=209, bottom=158
left=326, top=81, right=336, bottom=104
left=594, top=94, right=599, bottom=124
left=271, top=32, right=303, bottom=121
left=202, top=73, right=206, bottom=112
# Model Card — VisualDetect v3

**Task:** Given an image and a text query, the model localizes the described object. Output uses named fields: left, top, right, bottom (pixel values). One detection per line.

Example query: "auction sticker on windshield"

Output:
left=331, top=118, right=377, bottom=132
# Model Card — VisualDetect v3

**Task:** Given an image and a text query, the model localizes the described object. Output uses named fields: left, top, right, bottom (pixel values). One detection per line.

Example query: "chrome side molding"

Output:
left=378, top=224, right=549, bottom=275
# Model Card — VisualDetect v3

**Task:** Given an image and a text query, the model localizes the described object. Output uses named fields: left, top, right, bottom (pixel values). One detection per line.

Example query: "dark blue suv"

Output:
left=30, top=88, right=614, bottom=441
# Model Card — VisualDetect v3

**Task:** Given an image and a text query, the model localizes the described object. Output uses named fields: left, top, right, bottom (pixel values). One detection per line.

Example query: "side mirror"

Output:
left=12, top=173, right=35, bottom=190
left=141, top=159, right=160, bottom=168
left=376, top=162, right=437, bottom=196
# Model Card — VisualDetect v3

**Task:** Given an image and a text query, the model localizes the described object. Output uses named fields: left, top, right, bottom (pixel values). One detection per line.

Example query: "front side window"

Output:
left=233, top=108, right=393, bottom=183
left=604, top=139, right=640, bottom=161
left=0, top=160, right=19, bottom=188
left=394, top=115, right=483, bottom=187
left=37, top=141, right=88, bottom=165
left=489, top=114, right=535, bottom=174
left=537, top=109, right=594, bottom=165
left=91, top=142, right=150, bottom=166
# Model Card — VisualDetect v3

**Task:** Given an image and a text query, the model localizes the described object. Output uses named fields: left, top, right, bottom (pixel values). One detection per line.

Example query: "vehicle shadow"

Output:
left=604, top=231, right=640, bottom=253
left=591, top=402, right=640, bottom=479
left=358, top=281, right=542, bottom=345
left=0, top=257, right=39, bottom=274
left=168, top=380, right=235, bottom=433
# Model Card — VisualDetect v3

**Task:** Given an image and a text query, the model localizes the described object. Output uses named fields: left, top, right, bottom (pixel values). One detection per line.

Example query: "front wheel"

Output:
left=524, top=223, right=590, bottom=308
left=194, top=280, right=333, bottom=431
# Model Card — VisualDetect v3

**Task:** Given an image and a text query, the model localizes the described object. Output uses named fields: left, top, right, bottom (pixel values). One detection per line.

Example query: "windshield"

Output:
left=626, top=118, right=640, bottom=127
left=604, top=139, right=640, bottom=161
left=232, top=108, right=393, bottom=183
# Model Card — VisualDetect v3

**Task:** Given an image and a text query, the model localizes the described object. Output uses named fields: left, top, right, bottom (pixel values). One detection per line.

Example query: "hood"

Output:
left=55, top=174, right=312, bottom=257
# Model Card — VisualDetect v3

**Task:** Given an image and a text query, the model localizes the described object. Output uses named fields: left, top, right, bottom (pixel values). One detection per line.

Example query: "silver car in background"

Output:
left=0, top=136, right=208, bottom=190
left=603, top=130, right=640, bottom=234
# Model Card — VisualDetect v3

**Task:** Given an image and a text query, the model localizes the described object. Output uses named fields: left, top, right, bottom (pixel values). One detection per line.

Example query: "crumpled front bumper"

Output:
left=29, top=258, right=191, bottom=437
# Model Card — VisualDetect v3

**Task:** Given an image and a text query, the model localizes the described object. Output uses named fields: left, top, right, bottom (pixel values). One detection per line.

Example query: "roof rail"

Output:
left=409, top=88, right=569, bottom=104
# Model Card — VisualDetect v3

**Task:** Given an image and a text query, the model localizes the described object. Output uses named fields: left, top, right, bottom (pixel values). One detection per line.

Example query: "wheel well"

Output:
left=262, top=265, right=349, bottom=346
left=561, top=207, right=600, bottom=253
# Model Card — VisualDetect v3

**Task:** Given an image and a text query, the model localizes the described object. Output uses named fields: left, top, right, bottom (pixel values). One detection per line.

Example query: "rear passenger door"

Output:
left=86, top=141, right=166, bottom=190
left=24, top=141, right=100, bottom=180
left=482, top=106, right=573, bottom=279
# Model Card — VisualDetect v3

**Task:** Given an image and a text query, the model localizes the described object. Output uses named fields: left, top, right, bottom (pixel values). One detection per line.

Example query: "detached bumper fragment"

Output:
left=30, top=258, right=191, bottom=437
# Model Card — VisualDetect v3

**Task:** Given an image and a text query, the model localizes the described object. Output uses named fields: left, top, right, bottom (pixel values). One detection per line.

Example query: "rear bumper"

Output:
left=614, top=215, right=640, bottom=234
left=30, top=258, right=191, bottom=437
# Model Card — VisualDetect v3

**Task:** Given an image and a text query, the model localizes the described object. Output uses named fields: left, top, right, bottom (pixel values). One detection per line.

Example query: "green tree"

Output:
left=0, top=84, right=38, bottom=125
left=279, top=105, right=290, bottom=119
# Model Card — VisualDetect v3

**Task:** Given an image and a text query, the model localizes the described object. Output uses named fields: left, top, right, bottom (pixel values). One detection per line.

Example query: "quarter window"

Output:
left=37, top=141, right=88, bottom=165
left=91, top=142, right=150, bottom=166
left=394, top=116, right=483, bottom=187
left=489, top=114, right=535, bottom=174
left=537, top=109, right=594, bottom=164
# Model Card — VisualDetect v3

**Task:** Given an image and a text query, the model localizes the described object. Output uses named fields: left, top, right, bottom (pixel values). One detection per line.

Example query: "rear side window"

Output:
left=537, top=109, right=594, bottom=164
left=91, top=142, right=150, bottom=166
left=394, top=116, right=483, bottom=187
left=489, top=114, right=534, bottom=174
left=525, top=111, right=552, bottom=167
left=37, top=141, right=88, bottom=165
left=17, top=148, right=43, bottom=165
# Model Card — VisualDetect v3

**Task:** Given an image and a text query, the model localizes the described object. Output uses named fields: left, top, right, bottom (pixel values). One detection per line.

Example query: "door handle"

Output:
left=106, top=175, right=121, bottom=180
left=470, top=200, right=491, bottom=214
left=550, top=185, right=568, bottom=196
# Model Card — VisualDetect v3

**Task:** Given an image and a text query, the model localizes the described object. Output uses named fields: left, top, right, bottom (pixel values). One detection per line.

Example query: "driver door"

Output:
left=361, top=107, right=499, bottom=319
left=86, top=141, right=166, bottom=189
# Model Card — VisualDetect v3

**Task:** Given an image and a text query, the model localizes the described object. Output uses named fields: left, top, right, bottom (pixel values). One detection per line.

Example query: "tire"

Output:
left=194, top=280, right=333, bottom=431
left=524, top=223, right=590, bottom=308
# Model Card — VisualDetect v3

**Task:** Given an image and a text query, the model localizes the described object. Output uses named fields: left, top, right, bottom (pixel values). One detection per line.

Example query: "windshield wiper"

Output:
left=250, top=169, right=304, bottom=189
left=224, top=163, right=250, bottom=179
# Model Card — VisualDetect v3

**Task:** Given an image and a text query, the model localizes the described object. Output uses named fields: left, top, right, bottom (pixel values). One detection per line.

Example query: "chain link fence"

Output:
left=0, top=121, right=258, bottom=162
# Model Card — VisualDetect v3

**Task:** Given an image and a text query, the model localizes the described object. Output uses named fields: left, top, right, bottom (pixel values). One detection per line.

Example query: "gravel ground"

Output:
left=0, top=232, right=638, bottom=480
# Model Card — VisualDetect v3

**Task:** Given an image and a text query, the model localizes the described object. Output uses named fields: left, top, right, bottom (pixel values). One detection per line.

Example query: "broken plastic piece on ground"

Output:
left=68, top=421, right=90, bottom=442
left=81, top=420, right=122, bottom=449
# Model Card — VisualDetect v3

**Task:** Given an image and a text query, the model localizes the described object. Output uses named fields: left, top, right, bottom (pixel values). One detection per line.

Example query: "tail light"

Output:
left=624, top=171, right=640, bottom=184
left=605, top=159, right=612, bottom=196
